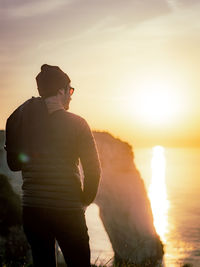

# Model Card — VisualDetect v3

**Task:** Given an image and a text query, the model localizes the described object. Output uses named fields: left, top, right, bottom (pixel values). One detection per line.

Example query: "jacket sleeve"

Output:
left=78, top=119, right=101, bottom=206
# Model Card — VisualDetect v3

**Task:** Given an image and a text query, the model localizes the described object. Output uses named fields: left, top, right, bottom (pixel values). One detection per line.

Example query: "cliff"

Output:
left=93, top=132, right=163, bottom=265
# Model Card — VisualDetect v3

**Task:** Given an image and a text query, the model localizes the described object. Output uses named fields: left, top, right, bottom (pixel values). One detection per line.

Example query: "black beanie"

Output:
left=36, top=64, right=71, bottom=98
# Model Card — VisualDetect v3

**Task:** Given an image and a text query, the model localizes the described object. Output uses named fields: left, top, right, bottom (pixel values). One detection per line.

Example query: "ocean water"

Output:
left=86, top=147, right=200, bottom=267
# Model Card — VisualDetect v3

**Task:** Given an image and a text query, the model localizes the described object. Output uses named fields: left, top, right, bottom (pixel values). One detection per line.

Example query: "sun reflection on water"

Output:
left=148, top=146, right=169, bottom=242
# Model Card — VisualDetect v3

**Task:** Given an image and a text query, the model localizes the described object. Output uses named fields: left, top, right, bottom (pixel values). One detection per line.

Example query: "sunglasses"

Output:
left=69, top=87, right=74, bottom=96
left=64, top=86, right=74, bottom=96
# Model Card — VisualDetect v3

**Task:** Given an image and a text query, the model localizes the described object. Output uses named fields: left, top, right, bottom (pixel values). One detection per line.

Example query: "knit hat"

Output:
left=36, top=64, right=71, bottom=98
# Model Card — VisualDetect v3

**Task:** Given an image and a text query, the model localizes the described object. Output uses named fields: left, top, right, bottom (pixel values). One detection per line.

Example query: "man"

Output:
left=5, top=64, right=101, bottom=267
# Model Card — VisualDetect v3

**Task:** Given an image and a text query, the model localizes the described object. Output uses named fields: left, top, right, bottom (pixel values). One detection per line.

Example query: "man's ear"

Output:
left=58, top=88, right=65, bottom=95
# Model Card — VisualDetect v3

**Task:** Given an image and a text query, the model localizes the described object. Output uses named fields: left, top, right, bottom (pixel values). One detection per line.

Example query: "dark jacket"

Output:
left=5, top=97, right=101, bottom=210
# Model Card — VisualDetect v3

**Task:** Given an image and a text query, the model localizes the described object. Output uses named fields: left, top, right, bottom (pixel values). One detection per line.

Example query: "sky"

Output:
left=1, top=0, right=200, bottom=147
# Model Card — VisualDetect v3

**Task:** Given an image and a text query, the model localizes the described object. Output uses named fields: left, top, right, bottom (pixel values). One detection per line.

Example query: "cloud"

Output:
left=0, top=0, right=172, bottom=67
left=166, top=0, right=200, bottom=11
left=166, top=0, right=178, bottom=10
left=0, top=0, right=199, bottom=78
left=177, top=0, right=200, bottom=7
left=0, top=0, right=171, bottom=49
left=1, top=0, right=70, bottom=18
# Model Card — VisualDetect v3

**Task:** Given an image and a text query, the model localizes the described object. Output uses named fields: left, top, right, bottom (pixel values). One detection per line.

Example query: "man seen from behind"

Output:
left=5, top=64, right=101, bottom=267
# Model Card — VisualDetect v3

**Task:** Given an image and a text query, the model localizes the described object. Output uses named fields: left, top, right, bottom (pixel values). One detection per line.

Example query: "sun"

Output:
left=129, top=79, right=183, bottom=125
left=136, top=89, right=174, bottom=123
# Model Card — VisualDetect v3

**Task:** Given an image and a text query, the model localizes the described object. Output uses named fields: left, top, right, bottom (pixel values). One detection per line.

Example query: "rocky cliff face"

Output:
left=0, top=130, right=163, bottom=266
left=93, top=132, right=163, bottom=265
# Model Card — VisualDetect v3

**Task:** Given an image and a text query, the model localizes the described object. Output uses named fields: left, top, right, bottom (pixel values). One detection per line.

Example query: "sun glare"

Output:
left=136, top=90, right=173, bottom=123
left=148, top=146, right=169, bottom=242
left=129, top=79, right=184, bottom=125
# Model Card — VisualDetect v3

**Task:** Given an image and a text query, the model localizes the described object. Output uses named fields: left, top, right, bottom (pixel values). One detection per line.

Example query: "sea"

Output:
left=85, top=147, right=200, bottom=267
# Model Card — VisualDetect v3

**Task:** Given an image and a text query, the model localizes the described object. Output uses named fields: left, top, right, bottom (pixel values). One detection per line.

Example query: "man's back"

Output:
left=20, top=100, right=100, bottom=210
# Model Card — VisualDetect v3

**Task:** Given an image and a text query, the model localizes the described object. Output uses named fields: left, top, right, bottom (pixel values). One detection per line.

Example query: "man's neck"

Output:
left=44, top=95, right=65, bottom=114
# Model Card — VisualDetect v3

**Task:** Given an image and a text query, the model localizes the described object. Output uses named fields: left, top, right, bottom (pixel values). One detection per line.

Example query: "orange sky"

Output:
left=1, top=0, right=200, bottom=147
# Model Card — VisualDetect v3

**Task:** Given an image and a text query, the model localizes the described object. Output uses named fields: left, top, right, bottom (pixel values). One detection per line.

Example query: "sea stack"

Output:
left=93, top=132, right=163, bottom=266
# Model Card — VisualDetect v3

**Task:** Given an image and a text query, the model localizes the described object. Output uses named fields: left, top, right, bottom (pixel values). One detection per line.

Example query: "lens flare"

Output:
left=18, top=153, right=30, bottom=163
